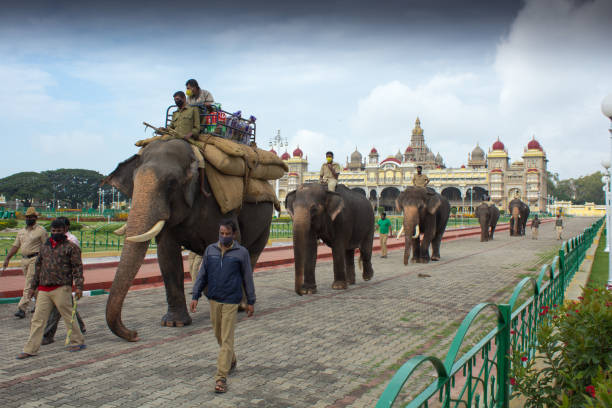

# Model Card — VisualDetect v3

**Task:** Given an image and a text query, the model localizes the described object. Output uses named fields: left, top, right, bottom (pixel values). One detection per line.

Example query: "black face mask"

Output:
left=175, top=99, right=184, bottom=108
left=51, top=233, right=66, bottom=242
left=25, top=219, right=36, bottom=226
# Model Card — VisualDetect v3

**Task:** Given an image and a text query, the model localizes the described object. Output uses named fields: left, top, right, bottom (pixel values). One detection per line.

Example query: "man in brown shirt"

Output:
left=17, top=219, right=86, bottom=359
left=2, top=207, right=48, bottom=318
left=412, top=166, right=430, bottom=187
left=319, top=151, right=342, bottom=191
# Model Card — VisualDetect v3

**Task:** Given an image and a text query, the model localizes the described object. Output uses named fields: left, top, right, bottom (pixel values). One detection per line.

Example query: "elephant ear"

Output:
left=426, top=194, right=442, bottom=215
left=102, top=154, right=142, bottom=198
left=183, top=161, right=199, bottom=208
left=325, top=191, right=344, bottom=221
left=285, top=190, right=297, bottom=218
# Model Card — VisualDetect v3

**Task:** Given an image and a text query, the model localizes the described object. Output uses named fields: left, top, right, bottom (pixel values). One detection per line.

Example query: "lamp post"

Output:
left=601, top=162, right=610, bottom=253
left=269, top=129, right=287, bottom=217
left=601, top=93, right=612, bottom=290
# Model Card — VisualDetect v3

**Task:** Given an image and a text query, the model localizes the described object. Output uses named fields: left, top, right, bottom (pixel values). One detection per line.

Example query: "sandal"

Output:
left=214, top=378, right=227, bottom=393
left=68, top=344, right=87, bottom=352
left=16, top=352, right=35, bottom=360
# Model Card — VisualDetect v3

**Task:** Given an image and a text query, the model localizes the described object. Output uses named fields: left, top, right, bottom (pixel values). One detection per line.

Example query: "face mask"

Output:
left=326, top=157, right=332, bottom=163
left=175, top=99, right=184, bottom=108
left=51, top=233, right=66, bottom=242
left=186, top=89, right=193, bottom=97
left=219, top=234, right=233, bottom=247
left=25, top=219, right=36, bottom=226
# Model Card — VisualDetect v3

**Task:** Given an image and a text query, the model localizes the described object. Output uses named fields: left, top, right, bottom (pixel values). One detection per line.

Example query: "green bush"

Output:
left=68, top=222, right=83, bottom=231
left=0, top=219, right=18, bottom=230
left=510, top=287, right=612, bottom=407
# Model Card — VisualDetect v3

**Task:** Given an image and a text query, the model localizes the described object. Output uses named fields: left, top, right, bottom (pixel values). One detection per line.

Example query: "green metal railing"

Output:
left=376, top=217, right=604, bottom=407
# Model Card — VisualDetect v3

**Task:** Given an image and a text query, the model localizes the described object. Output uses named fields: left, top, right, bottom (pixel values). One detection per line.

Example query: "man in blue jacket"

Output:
left=190, top=219, right=255, bottom=394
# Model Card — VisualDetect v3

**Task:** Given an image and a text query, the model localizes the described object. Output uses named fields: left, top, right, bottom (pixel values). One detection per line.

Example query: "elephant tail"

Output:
left=358, top=254, right=363, bottom=271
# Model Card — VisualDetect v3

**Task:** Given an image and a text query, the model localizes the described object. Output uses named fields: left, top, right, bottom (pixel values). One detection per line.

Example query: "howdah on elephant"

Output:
left=285, top=183, right=374, bottom=295
left=475, top=203, right=500, bottom=242
left=396, top=186, right=450, bottom=264
left=508, top=198, right=530, bottom=236
left=103, top=139, right=273, bottom=341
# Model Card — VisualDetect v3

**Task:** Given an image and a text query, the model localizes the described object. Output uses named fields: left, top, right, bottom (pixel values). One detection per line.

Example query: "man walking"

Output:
left=555, top=214, right=564, bottom=240
left=42, top=217, right=86, bottom=345
left=2, top=207, right=47, bottom=319
left=531, top=214, right=541, bottom=240
left=412, top=166, right=429, bottom=187
left=319, top=151, right=341, bottom=191
left=17, top=219, right=86, bottom=359
left=377, top=212, right=393, bottom=258
left=190, top=219, right=255, bottom=393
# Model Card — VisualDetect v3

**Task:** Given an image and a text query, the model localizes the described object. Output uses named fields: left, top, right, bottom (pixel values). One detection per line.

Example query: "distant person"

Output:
left=190, top=219, right=255, bottom=394
left=17, top=219, right=86, bottom=359
left=42, top=217, right=86, bottom=345
left=412, top=166, right=429, bottom=187
left=185, top=79, right=215, bottom=111
left=555, top=214, right=564, bottom=240
left=2, top=207, right=47, bottom=319
left=319, top=151, right=341, bottom=191
left=169, top=91, right=209, bottom=197
left=187, top=251, right=203, bottom=283
left=531, top=214, right=541, bottom=240
left=377, top=212, right=393, bottom=258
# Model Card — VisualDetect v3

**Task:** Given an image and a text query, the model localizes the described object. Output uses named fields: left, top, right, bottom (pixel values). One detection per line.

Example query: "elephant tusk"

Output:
left=113, top=225, right=127, bottom=236
left=412, top=225, right=420, bottom=238
left=126, top=220, right=166, bottom=243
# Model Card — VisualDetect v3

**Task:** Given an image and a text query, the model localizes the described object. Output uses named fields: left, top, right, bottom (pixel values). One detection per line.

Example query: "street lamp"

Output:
left=601, top=93, right=612, bottom=289
left=269, top=129, right=287, bottom=217
left=601, top=160, right=610, bottom=253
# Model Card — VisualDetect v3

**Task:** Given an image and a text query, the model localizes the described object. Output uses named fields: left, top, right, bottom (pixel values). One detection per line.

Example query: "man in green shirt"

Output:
left=169, top=91, right=209, bottom=197
left=376, top=212, right=393, bottom=258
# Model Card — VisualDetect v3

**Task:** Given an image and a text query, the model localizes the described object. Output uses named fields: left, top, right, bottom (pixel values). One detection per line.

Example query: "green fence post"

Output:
left=497, top=303, right=511, bottom=407
left=106, top=231, right=109, bottom=249
left=93, top=231, right=96, bottom=252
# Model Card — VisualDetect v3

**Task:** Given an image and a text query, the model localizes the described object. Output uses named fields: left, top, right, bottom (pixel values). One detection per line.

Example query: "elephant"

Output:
left=103, top=139, right=274, bottom=341
left=285, top=183, right=374, bottom=295
left=508, top=198, right=530, bottom=236
left=474, top=203, right=500, bottom=242
left=395, top=186, right=450, bottom=264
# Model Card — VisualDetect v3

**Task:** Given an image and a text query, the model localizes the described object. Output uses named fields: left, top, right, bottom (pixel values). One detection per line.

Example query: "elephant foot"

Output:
left=362, top=269, right=374, bottom=281
left=431, top=255, right=440, bottom=261
left=299, top=286, right=318, bottom=295
left=331, top=280, right=348, bottom=290
left=411, top=258, right=418, bottom=264
left=348, top=278, right=356, bottom=285
left=161, top=312, right=192, bottom=328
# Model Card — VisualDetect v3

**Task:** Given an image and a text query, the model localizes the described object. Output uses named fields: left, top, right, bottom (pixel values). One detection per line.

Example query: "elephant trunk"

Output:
left=402, top=206, right=419, bottom=265
left=106, top=167, right=169, bottom=341
left=292, top=208, right=311, bottom=295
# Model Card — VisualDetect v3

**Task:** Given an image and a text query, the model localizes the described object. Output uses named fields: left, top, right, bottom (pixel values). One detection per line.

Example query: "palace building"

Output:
left=272, top=118, right=548, bottom=213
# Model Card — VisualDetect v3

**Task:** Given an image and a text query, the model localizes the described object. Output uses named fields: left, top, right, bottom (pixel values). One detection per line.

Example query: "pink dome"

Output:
left=269, top=148, right=277, bottom=155
left=370, top=147, right=378, bottom=154
left=281, top=151, right=290, bottom=160
left=405, top=146, right=413, bottom=153
left=461, top=164, right=466, bottom=169
left=492, top=139, right=505, bottom=151
left=292, top=147, right=303, bottom=157
left=527, top=138, right=542, bottom=150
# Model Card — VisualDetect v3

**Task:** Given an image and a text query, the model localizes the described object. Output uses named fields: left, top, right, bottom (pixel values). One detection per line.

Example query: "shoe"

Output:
left=68, top=344, right=87, bottom=352
left=42, top=337, right=54, bottom=345
left=16, top=352, right=35, bottom=360
left=14, top=309, right=25, bottom=319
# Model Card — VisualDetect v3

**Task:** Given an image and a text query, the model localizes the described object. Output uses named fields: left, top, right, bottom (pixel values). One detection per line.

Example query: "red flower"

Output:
left=575, top=310, right=579, bottom=313
left=586, top=385, right=596, bottom=398
left=510, top=378, right=516, bottom=386
left=553, top=315, right=559, bottom=319
left=579, top=296, right=584, bottom=300
left=510, top=329, right=516, bottom=335
left=521, top=356, right=528, bottom=362
left=553, top=304, right=558, bottom=307
left=593, top=289, right=598, bottom=292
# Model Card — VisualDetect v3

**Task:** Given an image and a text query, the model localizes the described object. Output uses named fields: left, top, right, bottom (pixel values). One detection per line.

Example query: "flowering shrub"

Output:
left=510, top=287, right=612, bottom=407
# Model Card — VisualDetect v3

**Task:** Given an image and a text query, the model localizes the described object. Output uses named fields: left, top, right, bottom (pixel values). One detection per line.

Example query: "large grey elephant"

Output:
left=395, top=186, right=450, bottom=264
left=103, top=139, right=273, bottom=341
left=285, top=183, right=374, bottom=295
left=475, top=203, right=500, bottom=242
left=508, top=198, right=530, bottom=236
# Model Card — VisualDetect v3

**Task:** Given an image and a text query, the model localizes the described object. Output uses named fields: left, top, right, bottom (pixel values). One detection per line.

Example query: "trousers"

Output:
left=18, top=257, right=37, bottom=312
left=209, top=299, right=238, bottom=381
left=380, top=233, right=389, bottom=256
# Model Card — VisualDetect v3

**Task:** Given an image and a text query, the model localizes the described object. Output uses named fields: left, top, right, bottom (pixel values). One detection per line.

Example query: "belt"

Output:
left=24, top=253, right=39, bottom=259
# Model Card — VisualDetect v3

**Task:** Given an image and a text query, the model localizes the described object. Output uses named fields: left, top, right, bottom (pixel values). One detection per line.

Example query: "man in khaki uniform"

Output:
left=2, top=207, right=48, bottom=318
left=187, top=251, right=203, bottom=283
left=319, top=151, right=342, bottom=191
left=169, top=91, right=210, bottom=197
left=412, top=166, right=429, bottom=187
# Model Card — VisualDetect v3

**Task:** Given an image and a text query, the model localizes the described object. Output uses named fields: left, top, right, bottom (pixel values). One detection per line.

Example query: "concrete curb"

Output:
left=564, top=224, right=603, bottom=301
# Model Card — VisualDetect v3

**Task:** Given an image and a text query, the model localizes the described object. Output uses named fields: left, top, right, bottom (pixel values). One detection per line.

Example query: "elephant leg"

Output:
left=411, top=237, right=421, bottom=263
left=431, top=233, right=442, bottom=261
left=331, top=246, right=348, bottom=290
left=157, top=233, right=192, bottom=328
left=345, top=249, right=356, bottom=285
left=420, top=235, right=432, bottom=263
left=360, top=237, right=374, bottom=281
left=301, top=238, right=318, bottom=294
left=490, top=225, right=496, bottom=240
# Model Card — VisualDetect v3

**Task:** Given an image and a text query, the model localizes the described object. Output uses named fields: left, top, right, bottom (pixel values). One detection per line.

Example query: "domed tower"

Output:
left=522, top=136, right=547, bottom=211
left=394, top=150, right=403, bottom=162
left=487, top=138, right=509, bottom=205
left=435, top=152, right=444, bottom=168
left=468, top=143, right=486, bottom=169
left=404, top=146, right=415, bottom=162
left=487, top=138, right=508, bottom=171
left=368, top=147, right=379, bottom=165
left=286, top=146, right=308, bottom=191
left=349, top=148, right=363, bottom=171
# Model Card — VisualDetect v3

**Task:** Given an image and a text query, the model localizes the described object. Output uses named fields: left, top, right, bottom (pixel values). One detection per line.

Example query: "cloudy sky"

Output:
left=1, top=0, right=611, bottom=179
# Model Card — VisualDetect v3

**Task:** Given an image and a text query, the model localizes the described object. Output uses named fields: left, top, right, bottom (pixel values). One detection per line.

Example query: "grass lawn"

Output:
left=587, top=229, right=610, bottom=289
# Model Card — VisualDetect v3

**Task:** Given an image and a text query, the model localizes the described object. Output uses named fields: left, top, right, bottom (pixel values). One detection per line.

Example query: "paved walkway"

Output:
left=0, top=218, right=590, bottom=408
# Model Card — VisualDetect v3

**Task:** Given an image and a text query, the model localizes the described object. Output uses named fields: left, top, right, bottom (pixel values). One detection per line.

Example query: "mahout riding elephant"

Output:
left=103, top=139, right=273, bottom=341
left=395, top=186, right=450, bottom=264
left=285, top=183, right=374, bottom=295
left=508, top=198, right=530, bottom=236
left=475, top=203, right=500, bottom=242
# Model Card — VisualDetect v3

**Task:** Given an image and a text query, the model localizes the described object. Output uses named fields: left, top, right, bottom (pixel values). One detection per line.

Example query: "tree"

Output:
left=0, top=172, right=51, bottom=206
left=547, top=171, right=604, bottom=205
